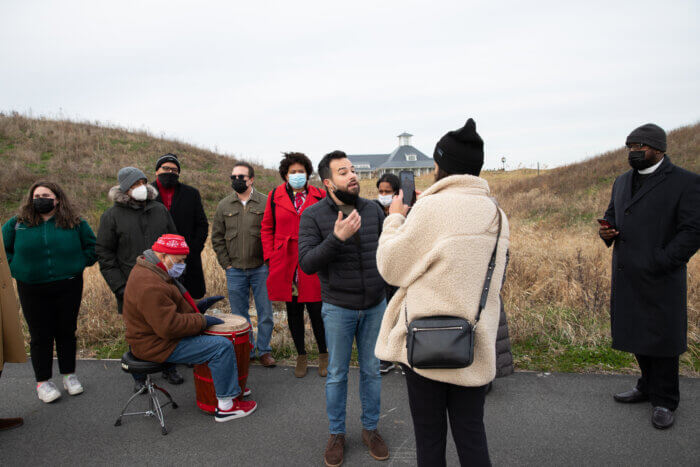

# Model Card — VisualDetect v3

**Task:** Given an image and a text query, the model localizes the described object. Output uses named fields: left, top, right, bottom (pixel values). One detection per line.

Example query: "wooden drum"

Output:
left=193, top=313, right=252, bottom=414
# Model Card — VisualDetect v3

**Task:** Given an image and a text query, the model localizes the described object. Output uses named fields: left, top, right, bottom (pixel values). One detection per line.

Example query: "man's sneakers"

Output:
left=62, top=374, right=84, bottom=396
left=37, top=381, right=61, bottom=403
left=214, top=399, right=257, bottom=422
left=379, top=361, right=395, bottom=374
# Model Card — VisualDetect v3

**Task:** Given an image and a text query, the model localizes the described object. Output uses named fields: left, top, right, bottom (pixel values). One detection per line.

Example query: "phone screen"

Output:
left=399, top=170, right=416, bottom=206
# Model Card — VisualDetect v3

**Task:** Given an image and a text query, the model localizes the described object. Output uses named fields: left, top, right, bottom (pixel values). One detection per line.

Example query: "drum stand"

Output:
left=114, top=374, right=178, bottom=435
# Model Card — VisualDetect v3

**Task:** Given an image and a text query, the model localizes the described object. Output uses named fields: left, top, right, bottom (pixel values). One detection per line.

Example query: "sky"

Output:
left=1, top=0, right=698, bottom=170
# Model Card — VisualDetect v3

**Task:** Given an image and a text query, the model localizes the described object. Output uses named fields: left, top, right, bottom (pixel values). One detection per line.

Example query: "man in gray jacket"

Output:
left=96, top=167, right=183, bottom=388
left=298, top=151, right=389, bottom=467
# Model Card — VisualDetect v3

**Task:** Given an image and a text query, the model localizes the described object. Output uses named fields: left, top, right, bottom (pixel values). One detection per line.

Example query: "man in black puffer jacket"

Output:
left=299, top=151, right=389, bottom=466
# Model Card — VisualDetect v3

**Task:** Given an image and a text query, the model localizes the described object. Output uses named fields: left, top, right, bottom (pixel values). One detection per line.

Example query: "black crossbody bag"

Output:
left=405, top=200, right=502, bottom=369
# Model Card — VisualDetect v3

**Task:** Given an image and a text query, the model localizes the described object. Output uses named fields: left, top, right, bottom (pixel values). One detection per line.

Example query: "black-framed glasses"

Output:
left=230, top=174, right=248, bottom=180
left=160, top=166, right=179, bottom=174
left=626, top=143, right=645, bottom=150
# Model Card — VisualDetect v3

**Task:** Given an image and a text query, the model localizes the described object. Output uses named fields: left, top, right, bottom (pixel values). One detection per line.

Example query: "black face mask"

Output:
left=33, top=198, right=55, bottom=214
left=158, top=173, right=179, bottom=188
left=231, top=179, right=248, bottom=193
left=628, top=150, right=655, bottom=170
left=330, top=186, right=359, bottom=205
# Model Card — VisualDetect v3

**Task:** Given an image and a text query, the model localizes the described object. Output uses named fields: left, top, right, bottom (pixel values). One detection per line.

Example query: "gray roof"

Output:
left=348, top=144, right=433, bottom=171
left=347, top=154, right=389, bottom=171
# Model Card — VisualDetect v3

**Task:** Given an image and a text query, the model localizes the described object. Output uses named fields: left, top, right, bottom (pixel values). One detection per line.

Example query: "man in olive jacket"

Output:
left=211, top=162, right=275, bottom=367
left=600, top=123, right=700, bottom=429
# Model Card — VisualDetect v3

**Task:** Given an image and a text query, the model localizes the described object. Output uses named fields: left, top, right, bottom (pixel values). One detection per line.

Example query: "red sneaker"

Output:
left=215, top=399, right=257, bottom=422
left=243, top=387, right=251, bottom=397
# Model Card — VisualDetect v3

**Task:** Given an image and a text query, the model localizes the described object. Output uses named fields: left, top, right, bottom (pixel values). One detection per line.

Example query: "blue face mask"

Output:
left=288, top=173, right=307, bottom=189
left=168, top=261, right=186, bottom=278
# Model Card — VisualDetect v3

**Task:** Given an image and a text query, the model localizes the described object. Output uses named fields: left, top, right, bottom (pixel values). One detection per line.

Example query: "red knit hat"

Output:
left=152, top=234, right=190, bottom=255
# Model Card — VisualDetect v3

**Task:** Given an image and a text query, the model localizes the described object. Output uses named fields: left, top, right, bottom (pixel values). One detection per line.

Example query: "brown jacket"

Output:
left=1, top=229, right=27, bottom=371
left=211, top=189, right=267, bottom=270
left=123, top=257, right=206, bottom=363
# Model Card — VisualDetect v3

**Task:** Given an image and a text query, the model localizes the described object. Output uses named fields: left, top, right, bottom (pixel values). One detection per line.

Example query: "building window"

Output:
left=405, top=154, right=417, bottom=162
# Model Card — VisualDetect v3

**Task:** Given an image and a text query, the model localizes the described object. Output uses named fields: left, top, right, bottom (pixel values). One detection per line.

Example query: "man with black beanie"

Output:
left=600, top=123, right=700, bottom=429
left=151, top=154, right=209, bottom=299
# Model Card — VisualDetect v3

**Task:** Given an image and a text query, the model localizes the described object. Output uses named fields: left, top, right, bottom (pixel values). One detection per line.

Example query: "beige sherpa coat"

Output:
left=375, top=174, right=509, bottom=387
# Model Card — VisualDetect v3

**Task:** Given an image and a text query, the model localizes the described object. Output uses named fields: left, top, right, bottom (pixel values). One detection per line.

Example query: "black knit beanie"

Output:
left=433, top=118, right=484, bottom=176
left=155, top=153, right=181, bottom=172
left=626, top=123, right=666, bottom=152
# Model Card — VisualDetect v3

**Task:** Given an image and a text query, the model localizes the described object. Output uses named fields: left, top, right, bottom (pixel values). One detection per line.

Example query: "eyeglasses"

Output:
left=230, top=174, right=248, bottom=180
left=160, top=166, right=180, bottom=174
left=626, top=143, right=645, bottom=150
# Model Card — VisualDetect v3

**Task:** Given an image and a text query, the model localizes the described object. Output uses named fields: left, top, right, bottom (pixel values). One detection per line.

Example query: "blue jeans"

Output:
left=225, top=265, right=274, bottom=356
left=322, top=299, right=386, bottom=434
left=166, top=335, right=241, bottom=399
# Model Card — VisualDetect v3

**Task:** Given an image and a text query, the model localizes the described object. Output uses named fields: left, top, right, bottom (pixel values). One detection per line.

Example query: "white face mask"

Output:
left=131, top=185, right=148, bottom=201
left=377, top=194, right=393, bottom=207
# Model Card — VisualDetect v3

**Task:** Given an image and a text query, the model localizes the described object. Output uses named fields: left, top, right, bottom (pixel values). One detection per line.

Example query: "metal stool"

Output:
left=115, top=351, right=178, bottom=435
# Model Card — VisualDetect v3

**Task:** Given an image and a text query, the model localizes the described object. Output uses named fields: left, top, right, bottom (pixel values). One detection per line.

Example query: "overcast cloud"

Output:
left=1, top=0, right=698, bottom=170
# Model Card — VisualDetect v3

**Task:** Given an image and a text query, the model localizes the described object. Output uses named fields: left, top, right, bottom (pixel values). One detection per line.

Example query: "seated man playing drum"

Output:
left=122, top=234, right=257, bottom=422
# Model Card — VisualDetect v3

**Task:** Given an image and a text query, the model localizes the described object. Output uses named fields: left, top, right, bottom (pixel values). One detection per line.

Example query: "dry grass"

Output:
left=3, top=113, right=698, bottom=374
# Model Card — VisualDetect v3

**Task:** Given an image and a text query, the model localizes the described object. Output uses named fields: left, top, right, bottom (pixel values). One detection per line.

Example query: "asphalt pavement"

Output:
left=0, top=360, right=698, bottom=466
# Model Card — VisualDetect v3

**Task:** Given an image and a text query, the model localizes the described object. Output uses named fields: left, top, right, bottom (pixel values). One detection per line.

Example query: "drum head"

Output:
left=205, top=313, right=250, bottom=333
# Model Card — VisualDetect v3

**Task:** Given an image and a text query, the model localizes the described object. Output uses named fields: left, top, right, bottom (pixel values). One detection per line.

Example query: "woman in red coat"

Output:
left=261, top=153, right=328, bottom=378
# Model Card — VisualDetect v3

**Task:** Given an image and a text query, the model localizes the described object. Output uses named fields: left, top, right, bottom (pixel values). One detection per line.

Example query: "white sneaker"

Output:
left=63, top=374, right=84, bottom=396
left=37, top=381, right=61, bottom=403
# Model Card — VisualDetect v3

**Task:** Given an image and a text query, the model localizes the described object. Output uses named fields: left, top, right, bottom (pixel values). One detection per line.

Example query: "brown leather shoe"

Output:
left=294, top=354, right=307, bottom=378
left=324, top=433, right=345, bottom=467
left=318, top=352, right=328, bottom=377
left=0, top=417, right=24, bottom=431
left=362, top=429, right=389, bottom=461
left=259, top=353, right=276, bottom=367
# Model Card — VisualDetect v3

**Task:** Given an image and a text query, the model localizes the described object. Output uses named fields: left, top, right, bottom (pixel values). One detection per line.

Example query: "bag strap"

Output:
left=474, top=199, right=502, bottom=326
left=404, top=198, right=503, bottom=329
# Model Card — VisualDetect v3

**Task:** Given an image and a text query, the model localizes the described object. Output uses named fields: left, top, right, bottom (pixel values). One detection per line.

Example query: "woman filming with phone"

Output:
left=375, top=118, right=509, bottom=466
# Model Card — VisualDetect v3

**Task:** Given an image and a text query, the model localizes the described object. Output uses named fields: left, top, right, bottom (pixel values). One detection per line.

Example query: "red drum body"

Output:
left=193, top=314, right=251, bottom=414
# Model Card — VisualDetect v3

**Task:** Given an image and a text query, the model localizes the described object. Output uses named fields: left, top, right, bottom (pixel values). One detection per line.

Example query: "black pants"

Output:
left=635, top=354, right=680, bottom=410
left=17, top=277, right=83, bottom=382
left=285, top=298, right=326, bottom=355
left=403, top=366, right=490, bottom=467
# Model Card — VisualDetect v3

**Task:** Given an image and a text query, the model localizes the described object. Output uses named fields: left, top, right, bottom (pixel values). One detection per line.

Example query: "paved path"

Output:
left=0, top=360, right=698, bottom=466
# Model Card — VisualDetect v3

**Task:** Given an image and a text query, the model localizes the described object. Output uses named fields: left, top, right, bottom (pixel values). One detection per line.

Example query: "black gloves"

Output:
left=204, top=315, right=225, bottom=328
left=196, top=295, right=225, bottom=314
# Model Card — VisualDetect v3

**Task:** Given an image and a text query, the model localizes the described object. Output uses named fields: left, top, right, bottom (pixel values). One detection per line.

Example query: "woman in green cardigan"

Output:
left=2, top=181, right=96, bottom=403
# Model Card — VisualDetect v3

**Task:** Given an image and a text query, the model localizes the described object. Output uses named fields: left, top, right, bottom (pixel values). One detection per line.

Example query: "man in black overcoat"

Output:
left=151, top=153, right=209, bottom=299
left=599, top=123, right=700, bottom=429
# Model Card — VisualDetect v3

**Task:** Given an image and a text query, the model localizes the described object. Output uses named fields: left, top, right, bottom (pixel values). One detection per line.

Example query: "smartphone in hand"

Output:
left=399, top=170, right=417, bottom=206
left=597, top=218, right=613, bottom=229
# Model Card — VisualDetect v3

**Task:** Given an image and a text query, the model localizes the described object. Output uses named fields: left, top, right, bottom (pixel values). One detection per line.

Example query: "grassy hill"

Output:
left=0, top=112, right=281, bottom=226
left=2, top=113, right=698, bottom=374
